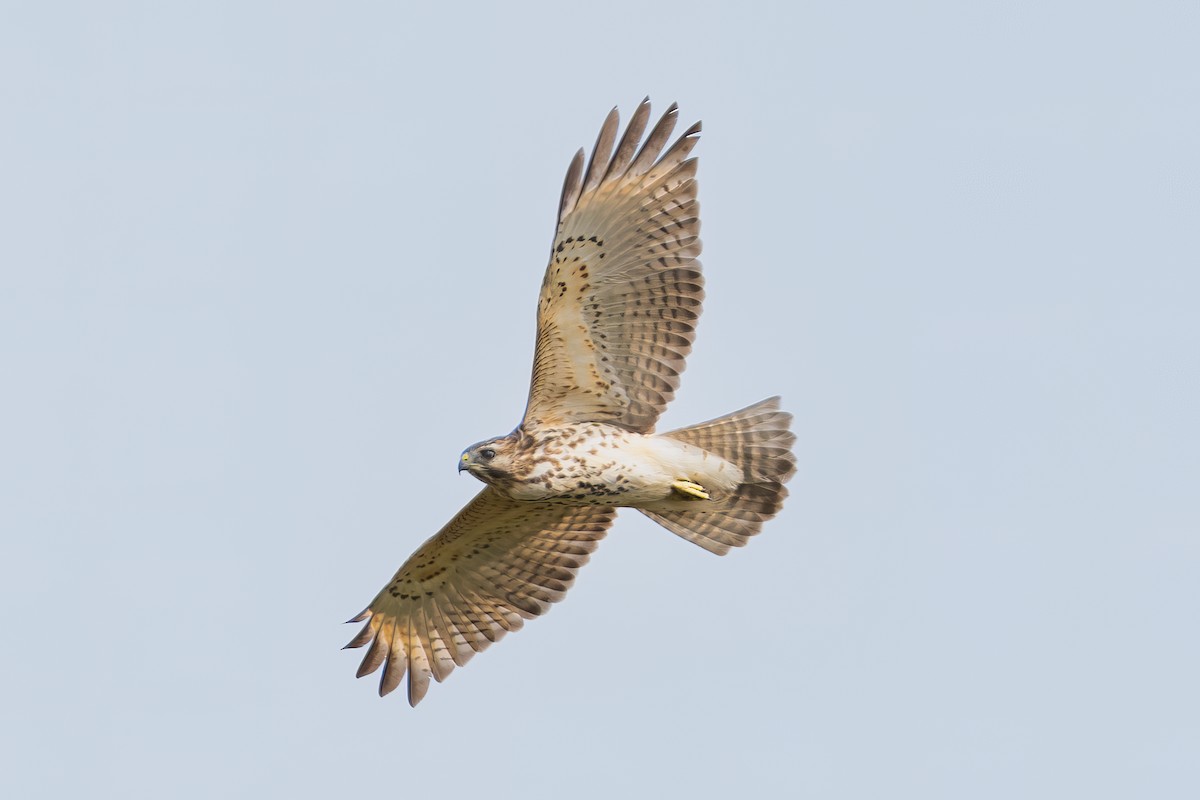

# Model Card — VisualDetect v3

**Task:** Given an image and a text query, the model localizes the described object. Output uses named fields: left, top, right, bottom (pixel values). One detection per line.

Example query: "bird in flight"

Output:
left=345, top=99, right=796, bottom=706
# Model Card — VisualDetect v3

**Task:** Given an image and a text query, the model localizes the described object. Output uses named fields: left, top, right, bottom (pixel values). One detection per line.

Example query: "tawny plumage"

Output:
left=346, top=100, right=796, bottom=705
left=346, top=493, right=614, bottom=706
left=525, top=101, right=703, bottom=432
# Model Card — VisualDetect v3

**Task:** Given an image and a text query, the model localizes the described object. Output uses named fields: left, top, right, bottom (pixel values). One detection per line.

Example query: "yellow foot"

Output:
left=672, top=479, right=710, bottom=500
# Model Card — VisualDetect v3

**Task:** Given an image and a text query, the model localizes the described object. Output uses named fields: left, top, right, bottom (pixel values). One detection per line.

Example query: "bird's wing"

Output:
left=345, top=488, right=616, bottom=706
left=522, top=99, right=704, bottom=433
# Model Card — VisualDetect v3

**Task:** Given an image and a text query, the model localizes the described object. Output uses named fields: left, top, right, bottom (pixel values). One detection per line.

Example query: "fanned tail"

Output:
left=640, top=397, right=796, bottom=555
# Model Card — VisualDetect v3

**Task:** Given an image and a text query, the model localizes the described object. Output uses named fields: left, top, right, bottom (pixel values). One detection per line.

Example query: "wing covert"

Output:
left=523, top=99, right=705, bottom=433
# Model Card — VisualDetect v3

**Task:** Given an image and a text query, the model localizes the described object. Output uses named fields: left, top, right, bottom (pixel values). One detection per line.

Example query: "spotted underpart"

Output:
left=344, top=100, right=797, bottom=708
left=464, top=422, right=743, bottom=508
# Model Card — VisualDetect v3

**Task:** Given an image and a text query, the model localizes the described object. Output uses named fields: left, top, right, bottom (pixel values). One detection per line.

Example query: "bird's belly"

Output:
left=506, top=426, right=741, bottom=506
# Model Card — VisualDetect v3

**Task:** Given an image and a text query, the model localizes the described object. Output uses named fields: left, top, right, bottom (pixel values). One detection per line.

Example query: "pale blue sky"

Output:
left=2, top=2, right=1197, bottom=798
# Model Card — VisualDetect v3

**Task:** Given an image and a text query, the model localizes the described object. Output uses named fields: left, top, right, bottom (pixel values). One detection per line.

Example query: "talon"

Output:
left=672, top=479, right=710, bottom=500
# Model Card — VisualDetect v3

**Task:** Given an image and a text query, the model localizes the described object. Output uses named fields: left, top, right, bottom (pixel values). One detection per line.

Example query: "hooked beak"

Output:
left=458, top=453, right=470, bottom=473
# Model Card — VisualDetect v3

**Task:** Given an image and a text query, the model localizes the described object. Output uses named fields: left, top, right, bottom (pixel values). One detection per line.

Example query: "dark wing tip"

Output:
left=345, top=608, right=372, bottom=624
left=558, top=148, right=586, bottom=222
left=343, top=618, right=376, bottom=650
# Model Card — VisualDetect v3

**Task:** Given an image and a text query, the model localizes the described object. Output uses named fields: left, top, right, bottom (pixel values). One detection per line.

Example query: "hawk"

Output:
left=346, top=100, right=796, bottom=705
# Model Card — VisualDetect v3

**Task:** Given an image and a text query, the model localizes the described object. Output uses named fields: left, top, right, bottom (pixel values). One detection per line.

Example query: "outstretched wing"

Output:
left=523, top=99, right=704, bottom=433
left=344, top=488, right=616, bottom=706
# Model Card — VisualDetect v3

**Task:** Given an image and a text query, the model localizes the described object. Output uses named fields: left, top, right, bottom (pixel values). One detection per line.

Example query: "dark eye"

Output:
left=480, top=448, right=496, bottom=460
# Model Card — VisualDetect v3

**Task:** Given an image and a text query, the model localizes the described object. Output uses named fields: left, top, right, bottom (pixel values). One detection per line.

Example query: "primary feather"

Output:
left=346, top=101, right=795, bottom=706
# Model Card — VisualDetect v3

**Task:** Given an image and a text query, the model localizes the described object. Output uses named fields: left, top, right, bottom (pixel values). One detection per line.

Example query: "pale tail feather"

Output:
left=640, top=397, right=796, bottom=555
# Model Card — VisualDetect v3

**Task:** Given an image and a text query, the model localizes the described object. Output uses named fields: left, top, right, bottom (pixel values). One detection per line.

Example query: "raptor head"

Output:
left=458, top=434, right=519, bottom=486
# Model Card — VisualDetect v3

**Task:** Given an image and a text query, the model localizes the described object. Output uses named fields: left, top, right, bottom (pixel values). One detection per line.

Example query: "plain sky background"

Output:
left=2, top=2, right=1197, bottom=798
